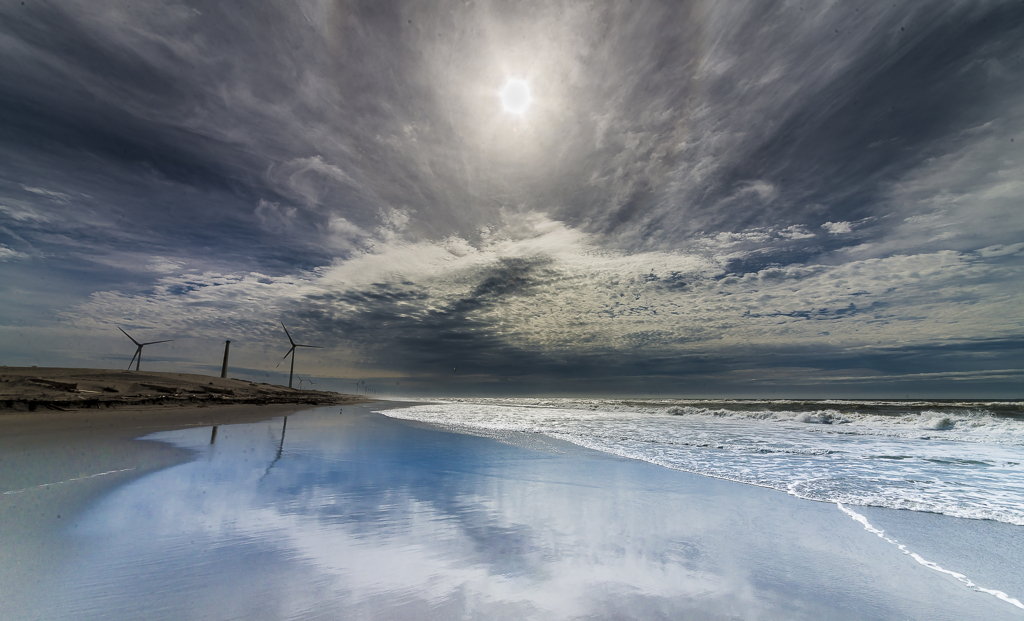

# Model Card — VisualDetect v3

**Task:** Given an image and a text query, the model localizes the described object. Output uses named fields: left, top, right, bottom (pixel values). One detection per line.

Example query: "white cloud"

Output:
left=269, top=156, right=366, bottom=208
left=324, top=216, right=369, bottom=251
left=0, top=245, right=28, bottom=261
left=978, top=243, right=1024, bottom=258
left=146, top=258, right=186, bottom=274
left=778, top=225, right=815, bottom=240
left=821, top=221, right=852, bottom=234
left=0, top=200, right=50, bottom=222
left=21, top=185, right=74, bottom=203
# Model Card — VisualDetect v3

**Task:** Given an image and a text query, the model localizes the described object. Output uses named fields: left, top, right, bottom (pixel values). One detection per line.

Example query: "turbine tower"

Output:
left=277, top=322, right=322, bottom=389
left=118, top=327, right=173, bottom=372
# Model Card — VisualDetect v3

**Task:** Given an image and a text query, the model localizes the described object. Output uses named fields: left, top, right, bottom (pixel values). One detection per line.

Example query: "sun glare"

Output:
left=500, top=79, right=531, bottom=114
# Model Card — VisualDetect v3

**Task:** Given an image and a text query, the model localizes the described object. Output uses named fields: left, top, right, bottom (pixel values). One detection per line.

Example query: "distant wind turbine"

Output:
left=276, top=322, right=322, bottom=389
left=297, top=376, right=307, bottom=390
left=118, top=327, right=173, bottom=372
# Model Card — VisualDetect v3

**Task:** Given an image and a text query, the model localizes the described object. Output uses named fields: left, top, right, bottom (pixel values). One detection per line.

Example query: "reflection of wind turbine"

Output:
left=119, top=327, right=173, bottom=371
left=259, top=417, right=288, bottom=483
left=276, top=323, right=322, bottom=389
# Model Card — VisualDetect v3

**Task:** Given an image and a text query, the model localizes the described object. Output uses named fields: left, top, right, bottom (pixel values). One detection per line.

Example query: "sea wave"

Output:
left=379, top=398, right=1024, bottom=526
left=434, top=398, right=1024, bottom=445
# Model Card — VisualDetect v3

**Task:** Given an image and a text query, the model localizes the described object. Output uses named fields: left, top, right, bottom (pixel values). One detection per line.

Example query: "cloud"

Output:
left=0, top=199, right=50, bottom=223
left=778, top=225, right=816, bottom=240
left=255, top=200, right=298, bottom=232
left=0, top=244, right=28, bottom=261
left=145, top=258, right=187, bottom=274
left=21, top=185, right=73, bottom=203
left=822, top=222, right=853, bottom=235
left=66, top=213, right=1024, bottom=387
left=978, top=243, right=1024, bottom=258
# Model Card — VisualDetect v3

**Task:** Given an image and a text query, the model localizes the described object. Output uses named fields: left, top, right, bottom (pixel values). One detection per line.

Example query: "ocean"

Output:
left=380, top=398, right=1024, bottom=526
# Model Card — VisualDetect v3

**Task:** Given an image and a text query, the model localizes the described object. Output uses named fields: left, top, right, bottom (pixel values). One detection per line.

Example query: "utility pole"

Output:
left=220, top=340, right=231, bottom=378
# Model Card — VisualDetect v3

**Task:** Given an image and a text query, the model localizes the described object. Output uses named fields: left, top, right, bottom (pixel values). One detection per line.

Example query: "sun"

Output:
left=500, top=79, right=531, bottom=114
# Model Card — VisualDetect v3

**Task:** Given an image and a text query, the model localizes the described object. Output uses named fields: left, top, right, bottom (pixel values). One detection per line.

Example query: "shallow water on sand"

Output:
left=11, top=405, right=1023, bottom=620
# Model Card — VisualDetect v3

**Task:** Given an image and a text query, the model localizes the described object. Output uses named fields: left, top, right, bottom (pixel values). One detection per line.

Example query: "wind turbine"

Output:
left=277, top=322, right=322, bottom=389
left=119, top=327, right=173, bottom=372
left=297, top=376, right=307, bottom=390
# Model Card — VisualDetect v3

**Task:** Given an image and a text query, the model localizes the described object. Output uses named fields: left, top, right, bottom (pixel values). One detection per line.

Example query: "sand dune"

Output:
left=0, top=367, right=367, bottom=411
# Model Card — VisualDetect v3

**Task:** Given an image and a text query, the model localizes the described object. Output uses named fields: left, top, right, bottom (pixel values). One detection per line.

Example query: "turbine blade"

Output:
left=274, top=346, right=294, bottom=368
left=295, top=344, right=323, bottom=349
left=142, top=339, right=174, bottom=346
left=118, top=326, right=141, bottom=346
left=127, top=349, right=139, bottom=370
left=281, top=322, right=295, bottom=346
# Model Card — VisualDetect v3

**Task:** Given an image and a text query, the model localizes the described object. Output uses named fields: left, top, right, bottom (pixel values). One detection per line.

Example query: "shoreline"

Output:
left=372, top=406, right=1024, bottom=611
left=3, top=402, right=1023, bottom=618
left=71, top=406, right=1024, bottom=618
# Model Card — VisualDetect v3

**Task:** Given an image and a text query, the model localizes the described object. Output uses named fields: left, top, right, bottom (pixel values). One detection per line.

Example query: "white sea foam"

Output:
left=837, top=503, right=1023, bottom=610
left=379, top=398, right=1024, bottom=526
left=1, top=468, right=137, bottom=495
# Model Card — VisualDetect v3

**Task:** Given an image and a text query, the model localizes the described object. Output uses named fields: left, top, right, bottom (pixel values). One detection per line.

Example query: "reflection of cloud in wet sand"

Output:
left=79, top=462, right=740, bottom=615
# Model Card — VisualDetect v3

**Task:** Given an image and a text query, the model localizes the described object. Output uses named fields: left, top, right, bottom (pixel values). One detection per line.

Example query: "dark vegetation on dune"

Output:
left=0, top=368, right=363, bottom=412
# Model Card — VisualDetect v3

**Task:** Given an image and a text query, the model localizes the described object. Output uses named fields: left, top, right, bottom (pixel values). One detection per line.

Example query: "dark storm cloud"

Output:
left=1, top=0, right=1022, bottom=394
left=293, top=257, right=557, bottom=373
left=573, top=2, right=1024, bottom=253
left=691, top=3, right=1024, bottom=245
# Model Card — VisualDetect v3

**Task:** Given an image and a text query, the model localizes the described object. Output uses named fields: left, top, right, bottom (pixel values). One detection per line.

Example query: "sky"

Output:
left=1, top=0, right=1022, bottom=397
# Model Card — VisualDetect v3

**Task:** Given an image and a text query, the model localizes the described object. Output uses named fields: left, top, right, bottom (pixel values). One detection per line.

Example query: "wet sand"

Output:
left=0, top=401, right=346, bottom=613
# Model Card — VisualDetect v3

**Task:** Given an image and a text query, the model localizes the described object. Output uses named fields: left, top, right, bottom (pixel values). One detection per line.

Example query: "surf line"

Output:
left=2, top=468, right=137, bottom=496
left=837, top=503, right=1023, bottom=610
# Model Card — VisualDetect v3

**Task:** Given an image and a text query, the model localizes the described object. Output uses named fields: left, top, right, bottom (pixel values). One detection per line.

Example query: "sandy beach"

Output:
left=0, top=402, right=341, bottom=613
left=0, top=367, right=372, bottom=615
left=2, top=400, right=1021, bottom=620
